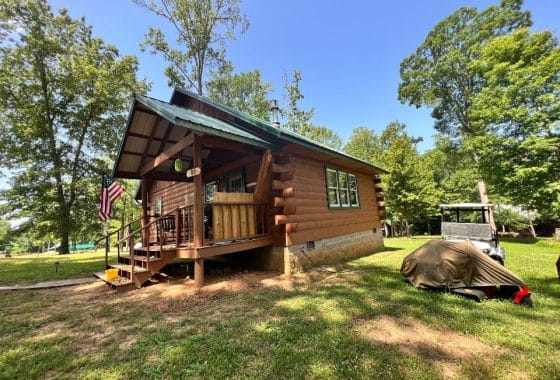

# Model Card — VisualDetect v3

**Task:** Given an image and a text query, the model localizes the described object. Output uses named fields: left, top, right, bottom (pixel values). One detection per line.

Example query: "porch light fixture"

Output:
left=174, top=158, right=183, bottom=173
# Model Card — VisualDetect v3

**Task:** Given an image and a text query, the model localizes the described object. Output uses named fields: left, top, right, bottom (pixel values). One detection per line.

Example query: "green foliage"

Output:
left=345, top=123, right=441, bottom=236
left=282, top=69, right=315, bottom=133
left=399, top=0, right=559, bottom=224
left=0, top=0, right=147, bottom=253
left=135, top=0, right=249, bottom=94
left=0, top=220, right=10, bottom=251
left=282, top=70, right=343, bottom=149
left=422, top=135, right=480, bottom=204
left=298, top=124, right=343, bottom=150
left=344, top=126, right=383, bottom=166
left=206, top=62, right=272, bottom=119
left=469, top=28, right=560, bottom=216
left=398, top=0, right=531, bottom=136
left=380, top=123, right=442, bottom=236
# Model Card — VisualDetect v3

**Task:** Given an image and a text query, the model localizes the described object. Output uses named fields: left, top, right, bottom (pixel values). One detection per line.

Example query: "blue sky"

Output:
left=48, top=0, right=559, bottom=151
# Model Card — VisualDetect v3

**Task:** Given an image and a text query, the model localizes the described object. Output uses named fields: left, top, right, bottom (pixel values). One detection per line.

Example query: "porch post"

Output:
left=193, top=135, right=203, bottom=247
left=141, top=177, right=149, bottom=248
left=194, top=258, right=204, bottom=288
left=193, top=135, right=204, bottom=287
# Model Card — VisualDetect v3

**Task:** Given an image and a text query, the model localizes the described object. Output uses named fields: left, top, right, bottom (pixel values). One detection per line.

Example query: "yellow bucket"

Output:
left=105, top=268, right=119, bottom=281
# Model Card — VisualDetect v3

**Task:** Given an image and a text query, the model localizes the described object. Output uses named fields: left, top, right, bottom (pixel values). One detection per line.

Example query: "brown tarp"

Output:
left=401, top=240, right=526, bottom=289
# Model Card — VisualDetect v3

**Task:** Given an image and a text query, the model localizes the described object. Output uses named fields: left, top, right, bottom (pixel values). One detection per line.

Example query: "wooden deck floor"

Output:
left=175, top=236, right=273, bottom=259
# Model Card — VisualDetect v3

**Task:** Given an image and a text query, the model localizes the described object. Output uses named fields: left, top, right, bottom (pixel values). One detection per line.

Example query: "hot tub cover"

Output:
left=401, top=240, right=526, bottom=289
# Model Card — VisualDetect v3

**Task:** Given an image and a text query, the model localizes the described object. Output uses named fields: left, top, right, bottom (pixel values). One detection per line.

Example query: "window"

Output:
left=205, top=180, right=219, bottom=202
left=224, top=169, right=245, bottom=193
left=348, top=174, right=359, bottom=207
left=154, top=197, right=162, bottom=216
left=325, top=168, right=360, bottom=208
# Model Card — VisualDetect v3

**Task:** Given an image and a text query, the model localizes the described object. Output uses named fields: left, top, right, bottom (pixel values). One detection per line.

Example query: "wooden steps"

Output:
left=94, top=272, right=134, bottom=290
left=109, top=263, right=150, bottom=273
left=120, top=254, right=162, bottom=262
left=135, top=245, right=175, bottom=252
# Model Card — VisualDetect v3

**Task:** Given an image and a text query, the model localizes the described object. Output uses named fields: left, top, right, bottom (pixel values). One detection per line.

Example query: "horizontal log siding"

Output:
left=149, top=181, right=194, bottom=215
left=146, top=181, right=193, bottom=243
left=285, top=155, right=382, bottom=246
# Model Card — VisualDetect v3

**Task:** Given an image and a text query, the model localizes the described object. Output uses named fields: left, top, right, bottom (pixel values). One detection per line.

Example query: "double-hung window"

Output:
left=326, top=168, right=360, bottom=208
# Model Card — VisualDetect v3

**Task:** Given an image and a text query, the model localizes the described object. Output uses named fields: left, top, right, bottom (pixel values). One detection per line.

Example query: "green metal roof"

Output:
left=173, top=88, right=388, bottom=173
left=135, top=94, right=271, bottom=149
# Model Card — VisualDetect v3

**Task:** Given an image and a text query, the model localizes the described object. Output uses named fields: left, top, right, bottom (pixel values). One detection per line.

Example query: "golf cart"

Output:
left=440, top=203, right=505, bottom=265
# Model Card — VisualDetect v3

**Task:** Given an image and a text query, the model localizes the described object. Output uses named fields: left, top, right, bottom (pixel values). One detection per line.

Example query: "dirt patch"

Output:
left=356, top=315, right=503, bottom=378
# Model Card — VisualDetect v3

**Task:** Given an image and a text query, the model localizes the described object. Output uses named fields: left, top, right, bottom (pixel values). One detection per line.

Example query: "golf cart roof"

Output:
left=440, top=203, right=493, bottom=209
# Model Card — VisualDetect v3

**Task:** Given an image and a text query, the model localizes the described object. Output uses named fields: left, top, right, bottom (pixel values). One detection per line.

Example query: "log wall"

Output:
left=148, top=180, right=194, bottom=216
left=283, top=155, right=383, bottom=246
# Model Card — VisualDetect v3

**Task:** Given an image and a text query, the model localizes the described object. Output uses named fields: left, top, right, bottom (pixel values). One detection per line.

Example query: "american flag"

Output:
left=98, top=173, right=125, bottom=221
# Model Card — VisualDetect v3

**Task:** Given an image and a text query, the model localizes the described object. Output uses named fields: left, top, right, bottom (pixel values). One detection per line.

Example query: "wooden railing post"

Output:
left=117, top=230, right=121, bottom=260
left=175, top=209, right=180, bottom=248
left=105, top=234, right=110, bottom=270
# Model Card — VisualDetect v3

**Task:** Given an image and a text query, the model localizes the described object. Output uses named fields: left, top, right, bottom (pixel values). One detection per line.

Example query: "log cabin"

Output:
left=97, top=88, right=386, bottom=289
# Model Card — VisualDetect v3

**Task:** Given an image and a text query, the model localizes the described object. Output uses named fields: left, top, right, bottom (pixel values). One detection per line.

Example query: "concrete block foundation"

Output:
left=270, top=229, right=384, bottom=274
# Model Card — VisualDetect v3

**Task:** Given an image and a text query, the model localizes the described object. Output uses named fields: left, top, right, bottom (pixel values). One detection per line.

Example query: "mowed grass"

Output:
left=0, top=250, right=117, bottom=285
left=0, top=237, right=559, bottom=379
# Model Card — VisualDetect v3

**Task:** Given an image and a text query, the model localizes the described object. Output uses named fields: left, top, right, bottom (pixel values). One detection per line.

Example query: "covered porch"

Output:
left=111, top=94, right=275, bottom=287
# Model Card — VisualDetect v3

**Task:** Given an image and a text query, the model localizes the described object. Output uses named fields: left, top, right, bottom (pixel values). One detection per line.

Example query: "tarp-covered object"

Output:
left=401, top=240, right=526, bottom=289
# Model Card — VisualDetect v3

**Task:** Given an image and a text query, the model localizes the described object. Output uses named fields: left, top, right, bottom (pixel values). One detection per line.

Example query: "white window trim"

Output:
left=326, top=168, right=360, bottom=208
left=348, top=174, right=360, bottom=207
left=326, top=168, right=340, bottom=207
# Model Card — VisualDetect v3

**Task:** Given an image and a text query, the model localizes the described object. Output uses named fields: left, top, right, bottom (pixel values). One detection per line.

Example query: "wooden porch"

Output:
left=97, top=95, right=278, bottom=290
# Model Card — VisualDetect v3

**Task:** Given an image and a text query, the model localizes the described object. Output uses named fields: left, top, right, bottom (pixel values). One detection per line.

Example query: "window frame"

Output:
left=223, top=168, right=246, bottom=193
left=325, top=167, right=360, bottom=209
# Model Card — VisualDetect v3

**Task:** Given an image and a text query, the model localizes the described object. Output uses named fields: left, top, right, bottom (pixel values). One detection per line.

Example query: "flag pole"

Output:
left=104, top=219, right=109, bottom=269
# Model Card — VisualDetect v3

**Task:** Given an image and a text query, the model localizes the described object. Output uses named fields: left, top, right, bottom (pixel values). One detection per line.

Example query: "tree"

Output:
left=380, top=122, right=441, bottom=237
left=135, top=0, right=249, bottom=94
left=282, top=69, right=343, bottom=149
left=345, top=123, right=440, bottom=237
left=298, top=125, right=343, bottom=150
left=0, top=0, right=147, bottom=254
left=206, top=62, right=272, bottom=119
left=0, top=220, right=10, bottom=252
left=422, top=135, right=480, bottom=204
left=344, top=126, right=383, bottom=166
left=398, top=0, right=531, bottom=225
left=469, top=28, right=560, bottom=217
left=282, top=69, right=315, bottom=133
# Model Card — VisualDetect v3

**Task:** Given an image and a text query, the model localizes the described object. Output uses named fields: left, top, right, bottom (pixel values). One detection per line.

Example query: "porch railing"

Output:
left=170, top=201, right=268, bottom=246
left=209, top=201, right=268, bottom=243
left=95, top=218, right=141, bottom=269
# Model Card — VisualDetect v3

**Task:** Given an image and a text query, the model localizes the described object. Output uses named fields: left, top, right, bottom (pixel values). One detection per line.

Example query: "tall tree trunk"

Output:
left=405, top=220, right=411, bottom=238
left=477, top=180, right=496, bottom=230
left=59, top=231, right=70, bottom=255
left=473, top=154, right=496, bottom=231
left=58, top=207, right=71, bottom=254
left=527, top=215, right=537, bottom=238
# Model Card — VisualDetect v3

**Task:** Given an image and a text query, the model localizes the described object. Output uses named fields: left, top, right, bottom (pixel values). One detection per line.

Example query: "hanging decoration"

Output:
left=174, top=158, right=183, bottom=173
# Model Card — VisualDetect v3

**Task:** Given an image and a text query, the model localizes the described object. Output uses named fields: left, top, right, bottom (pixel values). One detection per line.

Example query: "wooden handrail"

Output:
left=117, top=207, right=180, bottom=244
left=94, top=218, right=141, bottom=244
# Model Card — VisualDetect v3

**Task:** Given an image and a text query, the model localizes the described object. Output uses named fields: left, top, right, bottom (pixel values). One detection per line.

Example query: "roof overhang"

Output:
left=112, top=95, right=270, bottom=180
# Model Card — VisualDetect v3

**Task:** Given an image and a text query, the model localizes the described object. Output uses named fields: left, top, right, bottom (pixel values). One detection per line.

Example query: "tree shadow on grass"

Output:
left=2, top=258, right=559, bottom=379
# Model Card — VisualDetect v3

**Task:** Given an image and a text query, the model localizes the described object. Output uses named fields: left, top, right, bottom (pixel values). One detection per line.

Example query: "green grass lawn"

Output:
left=0, top=250, right=118, bottom=285
left=0, top=237, right=559, bottom=379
